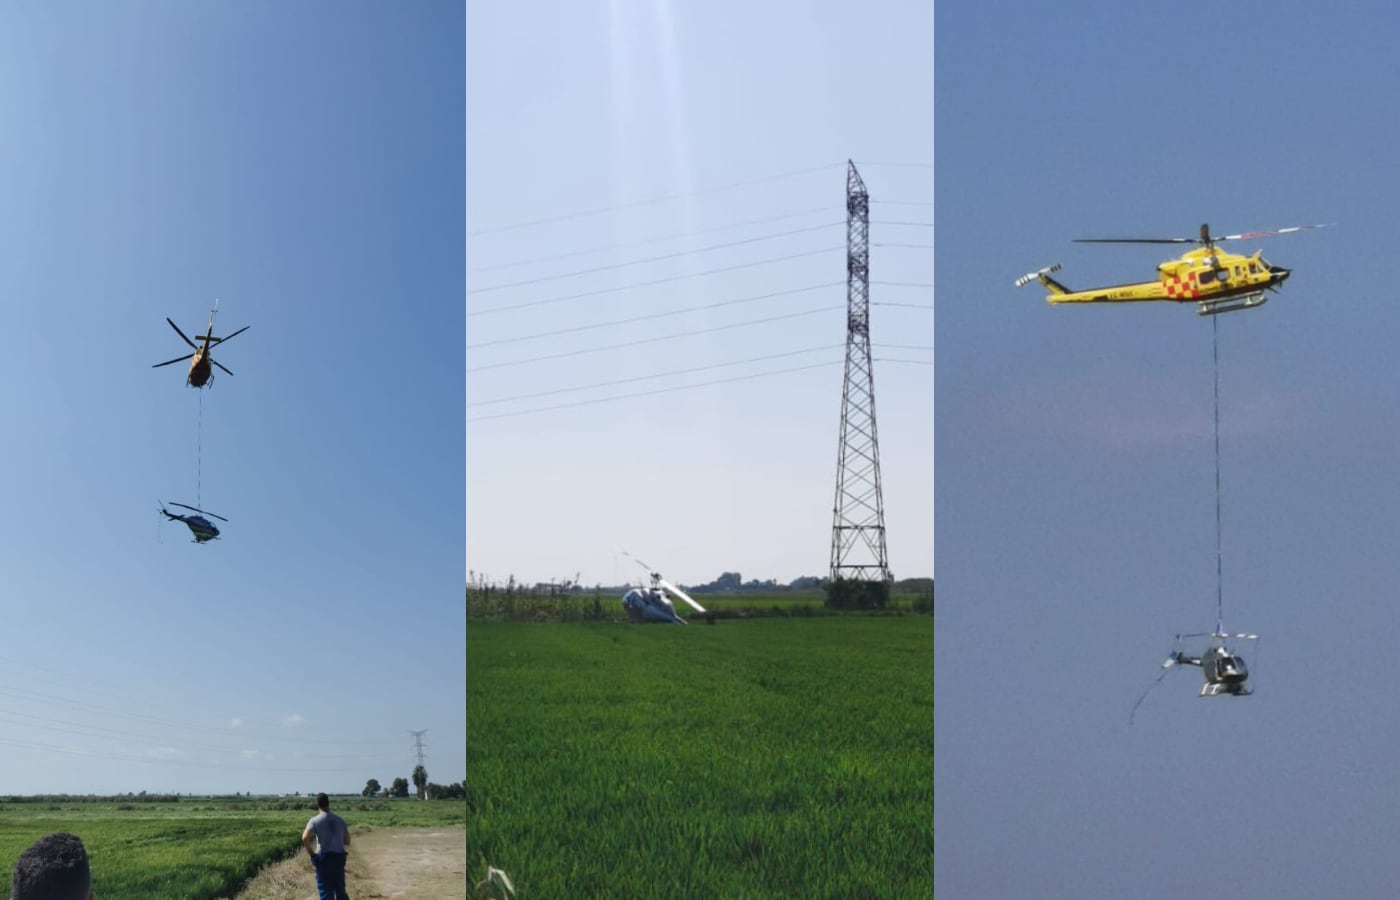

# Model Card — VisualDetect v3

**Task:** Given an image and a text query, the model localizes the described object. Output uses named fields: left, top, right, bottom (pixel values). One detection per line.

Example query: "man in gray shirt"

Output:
left=302, top=792, right=351, bottom=900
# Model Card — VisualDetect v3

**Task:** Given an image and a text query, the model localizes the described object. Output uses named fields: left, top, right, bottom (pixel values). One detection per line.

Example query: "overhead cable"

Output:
left=467, top=162, right=845, bottom=238
left=469, top=345, right=844, bottom=407
left=466, top=305, right=843, bottom=372
left=469, top=222, right=843, bottom=294
left=469, top=360, right=844, bottom=423
left=465, top=207, right=831, bottom=275
left=466, top=282, right=842, bottom=349
left=466, top=246, right=842, bottom=318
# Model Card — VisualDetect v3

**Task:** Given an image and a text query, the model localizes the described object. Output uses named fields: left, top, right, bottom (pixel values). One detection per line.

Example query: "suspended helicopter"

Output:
left=1130, top=623, right=1259, bottom=722
left=152, top=300, right=250, bottom=388
left=1014, top=223, right=1329, bottom=316
left=159, top=502, right=227, bottom=543
left=618, top=552, right=707, bottom=624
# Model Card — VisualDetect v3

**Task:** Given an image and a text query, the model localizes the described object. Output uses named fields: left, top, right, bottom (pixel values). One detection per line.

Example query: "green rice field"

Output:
left=0, top=798, right=465, bottom=899
left=467, top=616, right=934, bottom=898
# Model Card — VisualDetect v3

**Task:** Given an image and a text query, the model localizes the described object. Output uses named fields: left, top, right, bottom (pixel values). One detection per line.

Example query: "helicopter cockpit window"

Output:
left=1249, top=263, right=1259, bottom=273
left=1198, top=269, right=1217, bottom=284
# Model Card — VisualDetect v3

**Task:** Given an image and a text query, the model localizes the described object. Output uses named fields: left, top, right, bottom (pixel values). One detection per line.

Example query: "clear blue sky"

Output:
left=0, top=1, right=463, bottom=795
left=938, top=3, right=1400, bottom=897
left=465, top=0, right=933, bottom=590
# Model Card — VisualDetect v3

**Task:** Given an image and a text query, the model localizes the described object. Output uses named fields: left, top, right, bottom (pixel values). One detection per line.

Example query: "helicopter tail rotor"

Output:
left=1013, top=263, right=1061, bottom=288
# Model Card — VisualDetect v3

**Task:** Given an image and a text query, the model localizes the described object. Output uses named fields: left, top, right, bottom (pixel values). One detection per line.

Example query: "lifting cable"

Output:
left=196, top=389, right=203, bottom=509
left=1212, top=315, right=1224, bottom=629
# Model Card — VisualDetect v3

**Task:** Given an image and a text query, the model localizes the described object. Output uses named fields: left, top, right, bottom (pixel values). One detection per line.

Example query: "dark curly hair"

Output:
left=10, top=832, right=91, bottom=900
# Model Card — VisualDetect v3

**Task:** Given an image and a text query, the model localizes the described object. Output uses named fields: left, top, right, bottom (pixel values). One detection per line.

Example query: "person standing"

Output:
left=10, top=832, right=96, bottom=900
left=302, top=792, right=351, bottom=900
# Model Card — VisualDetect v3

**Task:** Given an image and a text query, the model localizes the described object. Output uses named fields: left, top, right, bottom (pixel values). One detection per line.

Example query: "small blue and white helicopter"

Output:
left=1131, top=621, right=1259, bottom=722
left=619, top=552, right=706, bottom=624
left=160, top=502, right=227, bottom=543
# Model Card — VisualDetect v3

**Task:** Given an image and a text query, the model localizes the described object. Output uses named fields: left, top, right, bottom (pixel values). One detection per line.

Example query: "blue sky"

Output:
left=937, top=2, right=1400, bottom=897
left=0, top=2, right=463, bottom=795
left=465, top=0, right=933, bottom=589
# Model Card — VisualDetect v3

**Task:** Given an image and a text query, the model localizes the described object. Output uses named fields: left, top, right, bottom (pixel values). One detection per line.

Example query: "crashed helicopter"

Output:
left=619, top=552, right=707, bottom=624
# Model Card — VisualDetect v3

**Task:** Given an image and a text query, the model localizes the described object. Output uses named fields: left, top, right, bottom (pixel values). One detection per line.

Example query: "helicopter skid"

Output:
left=1197, top=292, right=1267, bottom=316
left=1201, top=682, right=1251, bottom=697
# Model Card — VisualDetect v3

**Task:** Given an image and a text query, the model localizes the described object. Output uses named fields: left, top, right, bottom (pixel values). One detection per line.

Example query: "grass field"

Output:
left=467, top=617, right=933, bottom=898
left=0, top=798, right=465, bottom=899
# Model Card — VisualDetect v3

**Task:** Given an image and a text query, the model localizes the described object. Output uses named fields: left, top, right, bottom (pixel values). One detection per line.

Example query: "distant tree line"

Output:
left=361, top=765, right=464, bottom=801
left=467, top=572, right=932, bottom=620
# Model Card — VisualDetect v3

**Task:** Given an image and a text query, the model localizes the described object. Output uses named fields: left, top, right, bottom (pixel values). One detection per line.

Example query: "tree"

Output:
left=390, top=777, right=410, bottom=798
left=362, top=778, right=381, bottom=798
left=412, top=764, right=428, bottom=800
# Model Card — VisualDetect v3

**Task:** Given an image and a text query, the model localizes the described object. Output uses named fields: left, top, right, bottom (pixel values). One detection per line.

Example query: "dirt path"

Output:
left=230, top=827, right=467, bottom=900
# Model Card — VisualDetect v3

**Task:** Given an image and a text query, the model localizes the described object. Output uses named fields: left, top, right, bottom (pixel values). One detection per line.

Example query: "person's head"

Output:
left=316, top=793, right=330, bottom=811
left=10, top=832, right=94, bottom=900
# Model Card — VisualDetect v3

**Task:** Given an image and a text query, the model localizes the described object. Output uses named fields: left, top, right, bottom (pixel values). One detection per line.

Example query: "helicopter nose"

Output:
left=1270, top=265, right=1291, bottom=282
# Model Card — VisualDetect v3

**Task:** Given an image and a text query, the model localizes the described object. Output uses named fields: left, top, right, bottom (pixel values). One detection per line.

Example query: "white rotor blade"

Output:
left=659, top=578, right=705, bottom=613
left=618, top=550, right=656, bottom=575
left=1215, top=223, right=1331, bottom=242
left=1013, top=263, right=1060, bottom=288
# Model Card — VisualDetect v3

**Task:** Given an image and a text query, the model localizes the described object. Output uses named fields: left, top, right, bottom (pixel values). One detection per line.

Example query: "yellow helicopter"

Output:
left=1014, top=223, right=1329, bottom=316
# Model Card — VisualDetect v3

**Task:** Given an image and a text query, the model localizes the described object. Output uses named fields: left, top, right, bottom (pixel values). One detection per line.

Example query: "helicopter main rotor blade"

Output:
left=1078, top=223, right=1331, bottom=246
left=212, top=359, right=235, bottom=377
left=1073, top=237, right=1197, bottom=244
left=1212, top=223, right=1331, bottom=242
left=208, top=325, right=250, bottom=345
left=659, top=578, right=706, bottom=613
left=166, top=318, right=200, bottom=350
left=169, top=502, right=229, bottom=521
left=152, top=353, right=195, bottom=368
left=618, top=550, right=656, bottom=574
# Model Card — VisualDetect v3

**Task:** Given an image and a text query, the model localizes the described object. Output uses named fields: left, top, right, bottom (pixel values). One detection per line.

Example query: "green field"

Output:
left=467, top=617, right=933, bottom=898
left=0, top=798, right=465, bottom=899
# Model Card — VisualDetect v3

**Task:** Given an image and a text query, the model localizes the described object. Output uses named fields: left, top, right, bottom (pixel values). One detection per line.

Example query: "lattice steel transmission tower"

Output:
left=829, top=160, right=891, bottom=586
left=409, top=729, right=428, bottom=769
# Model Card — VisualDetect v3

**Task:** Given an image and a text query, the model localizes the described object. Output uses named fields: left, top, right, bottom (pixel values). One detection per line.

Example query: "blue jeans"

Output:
left=312, top=851, right=349, bottom=900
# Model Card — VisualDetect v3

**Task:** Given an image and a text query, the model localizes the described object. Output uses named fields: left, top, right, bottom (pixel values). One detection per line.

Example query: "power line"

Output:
left=0, top=709, right=406, bottom=760
left=875, top=358, right=934, bottom=366
left=0, top=736, right=387, bottom=773
left=873, top=302, right=934, bottom=310
left=854, top=161, right=934, bottom=169
left=469, top=222, right=843, bottom=294
left=0, top=684, right=401, bottom=746
left=468, top=360, right=843, bottom=423
left=466, top=282, right=841, bottom=350
left=466, top=305, right=843, bottom=373
left=469, top=345, right=844, bottom=407
left=465, top=207, right=832, bottom=275
left=466, top=162, right=846, bottom=238
left=466, top=246, right=842, bottom=318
